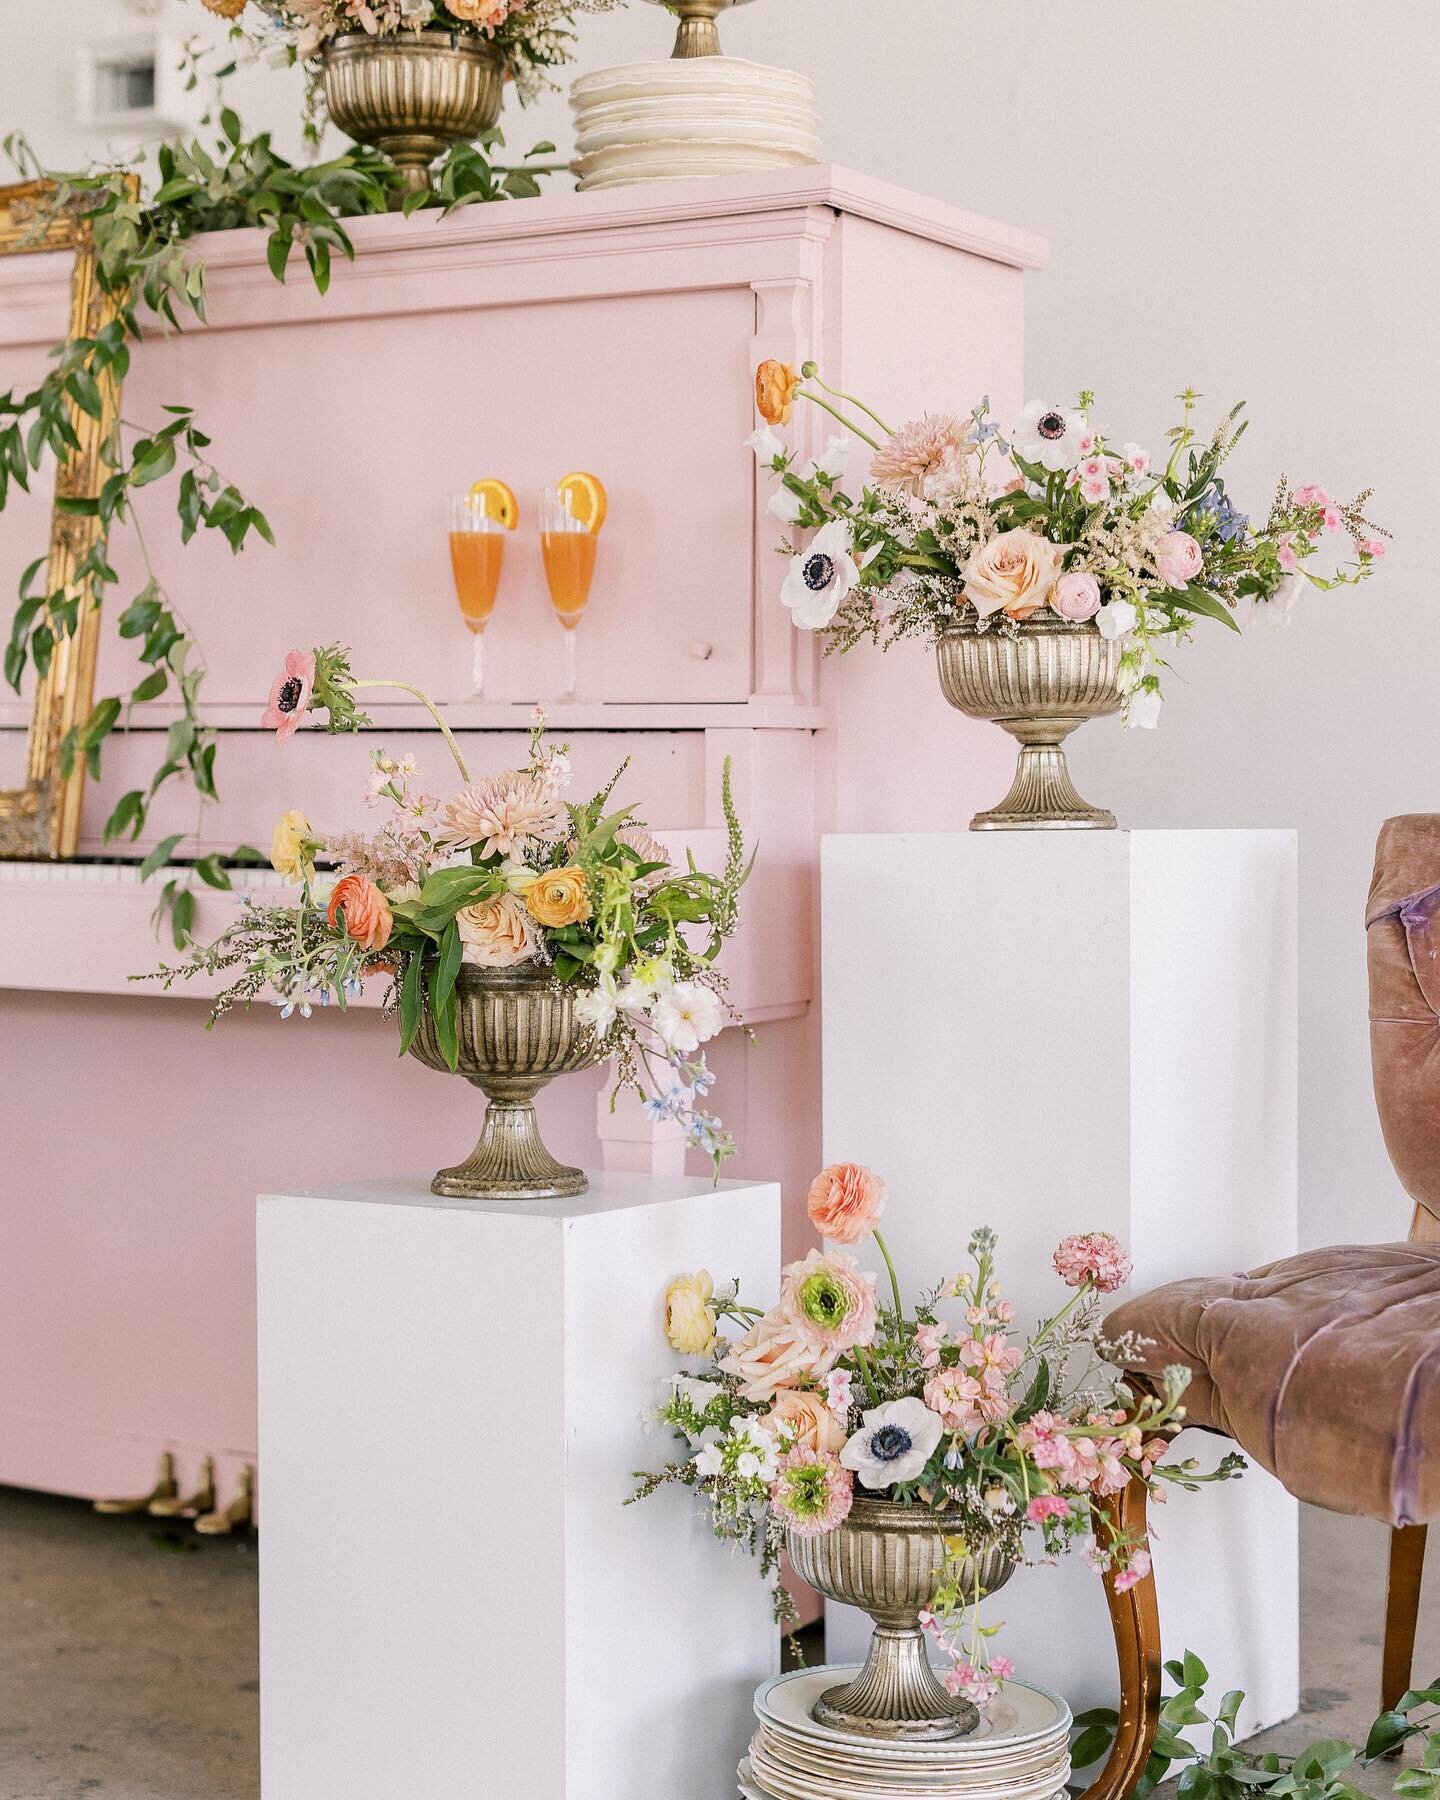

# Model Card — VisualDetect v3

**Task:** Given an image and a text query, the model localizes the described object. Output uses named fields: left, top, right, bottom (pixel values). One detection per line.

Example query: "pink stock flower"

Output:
left=261, top=649, right=316, bottom=739
left=991, top=1656, right=1016, bottom=1682
left=1026, top=1493, right=1071, bottom=1523
left=1277, top=533, right=1300, bottom=572
left=914, top=1321, right=948, bottom=1368
left=1365, top=537, right=1388, bottom=559
left=1293, top=484, right=1330, bottom=509
left=1152, top=529, right=1204, bottom=589
left=1113, top=1549, right=1152, bottom=1594
left=959, top=1332, right=1023, bottom=1376
left=1093, top=1440, right=1131, bottom=1496
left=870, top=414, right=971, bottom=497
left=1322, top=505, right=1343, bottom=532
left=1052, top=1231, right=1133, bottom=1292
left=1051, top=570, right=1103, bottom=622
left=924, top=1367, right=985, bottom=1432
left=824, top=1367, right=854, bottom=1419
left=806, top=1163, right=887, bottom=1244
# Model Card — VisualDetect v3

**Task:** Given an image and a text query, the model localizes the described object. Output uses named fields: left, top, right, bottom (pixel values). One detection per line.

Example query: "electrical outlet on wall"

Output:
left=76, top=34, right=206, bottom=134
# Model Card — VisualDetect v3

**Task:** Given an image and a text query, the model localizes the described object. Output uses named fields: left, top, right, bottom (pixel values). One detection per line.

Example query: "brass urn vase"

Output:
left=936, top=614, right=1123, bottom=831
left=642, top=0, right=759, bottom=58
left=786, top=1495, right=1014, bottom=1742
left=407, top=963, right=604, bottom=1201
left=322, top=30, right=505, bottom=206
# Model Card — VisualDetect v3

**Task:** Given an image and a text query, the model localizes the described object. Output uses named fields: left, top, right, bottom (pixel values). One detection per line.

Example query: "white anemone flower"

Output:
left=839, top=1397, right=944, bottom=1489
left=1013, top=400, right=1087, bottom=473
left=780, top=518, right=860, bottom=631
left=652, top=981, right=725, bottom=1055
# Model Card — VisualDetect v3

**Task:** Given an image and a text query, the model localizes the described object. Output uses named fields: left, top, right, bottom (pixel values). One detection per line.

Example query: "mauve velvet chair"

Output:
left=1077, top=815, right=1440, bottom=1800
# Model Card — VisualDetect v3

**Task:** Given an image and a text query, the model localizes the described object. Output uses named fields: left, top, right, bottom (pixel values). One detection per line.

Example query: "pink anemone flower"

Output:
left=262, top=650, right=317, bottom=740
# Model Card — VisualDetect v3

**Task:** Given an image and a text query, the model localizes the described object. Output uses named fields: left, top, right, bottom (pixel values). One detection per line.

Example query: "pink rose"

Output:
left=806, top=1163, right=886, bottom=1244
left=1051, top=571, right=1102, bottom=622
left=718, top=1309, right=821, bottom=1402
left=1152, top=530, right=1204, bottom=589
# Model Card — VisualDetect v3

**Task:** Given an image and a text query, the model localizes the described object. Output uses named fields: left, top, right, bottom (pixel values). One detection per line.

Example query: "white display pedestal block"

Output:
left=821, top=830, right=1300, bottom=1739
left=257, top=1172, right=780, bottom=1800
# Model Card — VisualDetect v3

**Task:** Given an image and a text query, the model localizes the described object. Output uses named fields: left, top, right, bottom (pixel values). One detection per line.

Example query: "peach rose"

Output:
left=765, top=1387, right=848, bottom=1455
left=456, top=893, right=539, bottom=968
left=718, top=1309, right=823, bottom=1403
left=806, top=1163, right=886, bottom=1245
left=327, top=874, right=393, bottom=954
left=961, top=528, right=1065, bottom=620
left=448, top=0, right=512, bottom=23
left=525, top=866, right=592, bottom=929
left=756, top=359, right=802, bottom=427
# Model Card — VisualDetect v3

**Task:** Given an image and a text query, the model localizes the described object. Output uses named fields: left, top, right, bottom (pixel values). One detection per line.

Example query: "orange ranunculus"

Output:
left=200, top=0, right=248, bottom=16
left=524, top=866, right=592, bottom=929
left=755, top=359, right=802, bottom=427
left=806, top=1163, right=887, bottom=1245
left=327, top=874, right=393, bottom=954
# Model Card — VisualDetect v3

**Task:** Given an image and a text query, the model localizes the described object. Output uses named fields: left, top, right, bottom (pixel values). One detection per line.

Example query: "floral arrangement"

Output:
left=750, top=361, right=1388, bottom=727
left=141, top=647, right=750, bottom=1170
left=203, top=0, right=625, bottom=100
left=633, top=1164, right=1243, bottom=1701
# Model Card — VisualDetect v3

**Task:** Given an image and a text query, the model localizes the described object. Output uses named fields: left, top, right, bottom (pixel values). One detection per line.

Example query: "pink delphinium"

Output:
left=437, top=770, right=568, bottom=860
left=769, top=1446, right=854, bottom=1537
left=870, top=414, right=971, bottom=497
left=261, top=649, right=316, bottom=740
left=1052, top=1231, right=1133, bottom=1293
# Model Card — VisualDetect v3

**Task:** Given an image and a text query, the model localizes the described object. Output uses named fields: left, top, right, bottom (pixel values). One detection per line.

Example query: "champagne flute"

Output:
left=448, top=482, right=516, bottom=698
left=541, top=472, right=606, bottom=702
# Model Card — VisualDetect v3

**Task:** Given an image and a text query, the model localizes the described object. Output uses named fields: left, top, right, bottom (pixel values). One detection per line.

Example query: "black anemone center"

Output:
left=1037, top=410, right=1067, bottom=441
left=871, top=1424, right=913, bottom=1462
left=277, top=677, right=304, bottom=714
left=803, top=553, right=836, bottom=592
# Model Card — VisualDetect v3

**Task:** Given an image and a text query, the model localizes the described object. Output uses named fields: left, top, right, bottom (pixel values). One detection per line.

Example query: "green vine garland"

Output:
left=0, top=111, right=559, bottom=940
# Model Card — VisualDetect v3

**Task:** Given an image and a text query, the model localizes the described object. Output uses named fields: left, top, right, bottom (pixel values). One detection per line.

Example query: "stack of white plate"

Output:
left=570, top=58, right=822, bottom=191
left=739, top=1667, right=1073, bottom=1800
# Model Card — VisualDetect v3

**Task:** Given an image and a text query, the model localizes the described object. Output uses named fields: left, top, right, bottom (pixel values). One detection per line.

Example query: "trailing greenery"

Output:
left=1072, top=1651, right=1440, bottom=1800
left=0, top=109, right=559, bottom=934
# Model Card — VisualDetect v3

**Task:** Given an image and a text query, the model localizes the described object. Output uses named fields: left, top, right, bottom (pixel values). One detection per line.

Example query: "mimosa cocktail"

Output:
left=448, top=482, right=517, bottom=697
left=541, top=472, right=607, bottom=701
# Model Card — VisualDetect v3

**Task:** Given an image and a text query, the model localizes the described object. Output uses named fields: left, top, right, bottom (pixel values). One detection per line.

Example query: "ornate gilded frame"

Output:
left=0, top=178, right=132, bottom=859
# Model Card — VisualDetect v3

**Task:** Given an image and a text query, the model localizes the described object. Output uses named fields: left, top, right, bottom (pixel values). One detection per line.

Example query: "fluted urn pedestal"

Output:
left=936, top=615, right=1123, bottom=831
left=408, top=963, right=603, bottom=1201
left=787, top=1496, right=1013, bottom=1742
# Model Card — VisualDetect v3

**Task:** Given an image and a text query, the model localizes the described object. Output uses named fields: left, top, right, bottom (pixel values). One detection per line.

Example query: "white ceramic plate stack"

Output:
left=570, top=58, right=822, bottom=191
left=738, top=1667, right=1073, bottom=1800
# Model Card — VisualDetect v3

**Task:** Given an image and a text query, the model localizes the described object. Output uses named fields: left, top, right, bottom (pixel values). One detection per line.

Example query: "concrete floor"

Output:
left=0, top=1486, right=1435, bottom=1800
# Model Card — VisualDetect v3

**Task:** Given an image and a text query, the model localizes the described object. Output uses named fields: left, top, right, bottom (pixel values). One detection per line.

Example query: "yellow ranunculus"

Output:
left=525, top=865, right=592, bottom=929
left=270, top=810, right=313, bottom=882
left=665, top=1271, right=719, bottom=1356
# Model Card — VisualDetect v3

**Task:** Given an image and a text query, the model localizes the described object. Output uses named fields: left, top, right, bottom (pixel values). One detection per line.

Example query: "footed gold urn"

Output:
left=936, top=615, right=1123, bottom=831
left=407, top=963, right=604, bottom=1201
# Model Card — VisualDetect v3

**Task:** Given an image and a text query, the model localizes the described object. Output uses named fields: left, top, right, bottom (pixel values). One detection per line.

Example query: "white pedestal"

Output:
left=257, top=1172, right=781, bottom=1800
left=821, top=830, right=1300, bottom=1738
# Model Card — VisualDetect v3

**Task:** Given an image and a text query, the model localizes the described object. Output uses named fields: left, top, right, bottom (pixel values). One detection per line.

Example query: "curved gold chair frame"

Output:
left=0, top=178, right=133, bottom=859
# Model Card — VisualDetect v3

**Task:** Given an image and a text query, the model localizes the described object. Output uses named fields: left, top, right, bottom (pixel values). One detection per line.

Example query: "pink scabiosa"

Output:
left=1052, top=1231, right=1132, bottom=1293
left=779, top=1249, right=878, bottom=1357
left=770, top=1446, right=854, bottom=1536
left=261, top=649, right=315, bottom=740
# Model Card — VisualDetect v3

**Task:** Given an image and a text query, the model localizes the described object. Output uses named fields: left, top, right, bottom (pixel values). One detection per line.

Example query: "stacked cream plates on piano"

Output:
left=570, top=58, right=822, bottom=191
left=738, top=1668, right=1073, bottom=1800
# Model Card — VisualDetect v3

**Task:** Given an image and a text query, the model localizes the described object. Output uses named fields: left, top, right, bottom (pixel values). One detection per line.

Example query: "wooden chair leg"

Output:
left=1381, top=1522, right=1429, bottom=1735
left=1079, top=1477, right=1163, bottom=1800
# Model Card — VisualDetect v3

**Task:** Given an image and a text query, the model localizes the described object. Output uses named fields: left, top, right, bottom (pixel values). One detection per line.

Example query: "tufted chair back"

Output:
left=1367, top=815, right=1440, bottom=1227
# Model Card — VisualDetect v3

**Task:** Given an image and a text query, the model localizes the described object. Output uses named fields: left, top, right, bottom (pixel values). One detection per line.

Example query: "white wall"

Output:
left=2, top=0, right=1433, bottom=1250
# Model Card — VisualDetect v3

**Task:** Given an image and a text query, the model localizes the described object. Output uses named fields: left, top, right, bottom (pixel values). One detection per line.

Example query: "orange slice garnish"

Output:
left=557, top=470, right=607, bottom=535
left=468, top=478, right=519, bottom=530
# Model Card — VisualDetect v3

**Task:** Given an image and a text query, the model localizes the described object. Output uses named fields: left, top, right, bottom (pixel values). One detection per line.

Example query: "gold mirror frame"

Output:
left=0, top=178, right=133, bottom=859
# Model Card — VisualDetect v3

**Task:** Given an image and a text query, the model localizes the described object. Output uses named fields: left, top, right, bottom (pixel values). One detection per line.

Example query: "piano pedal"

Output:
left=94, top=1450, right=177, bottom=1516
left=195, top=1463, right=253, bottom=1536
left=149, top=1454, right=216, bottom=1519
